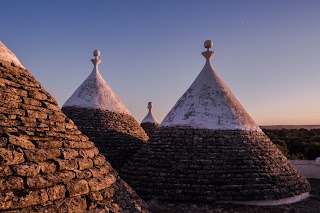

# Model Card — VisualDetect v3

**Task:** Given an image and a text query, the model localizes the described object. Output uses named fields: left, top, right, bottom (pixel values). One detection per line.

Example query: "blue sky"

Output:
left=1, top=0, right=320, bottom=125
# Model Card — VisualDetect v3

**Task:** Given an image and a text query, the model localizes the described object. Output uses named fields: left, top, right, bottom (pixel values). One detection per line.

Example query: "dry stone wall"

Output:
left=121, top=126, right=310, bottom=202
left=141, top=122, right=159, bottom=139
left=0, top=59, right=149, bottom=212
left=62, top=107, right=148, bottom=170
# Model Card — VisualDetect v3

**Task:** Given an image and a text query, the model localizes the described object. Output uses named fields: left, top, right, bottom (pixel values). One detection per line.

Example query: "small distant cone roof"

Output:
left=161, top=40, right=259, bottom=131
left=63, top=50, right=130, bottom=115
left=141, top=102, right=159, bottom=124
left=0, top=41, right=25, bottom=68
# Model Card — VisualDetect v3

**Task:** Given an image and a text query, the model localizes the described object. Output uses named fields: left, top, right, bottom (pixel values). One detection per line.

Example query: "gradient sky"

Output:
left=1, top=0, right=320, bottom=125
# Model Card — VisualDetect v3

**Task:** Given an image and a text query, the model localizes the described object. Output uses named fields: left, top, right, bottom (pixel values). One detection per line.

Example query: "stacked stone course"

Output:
left=0, top=59, right=149, bottom=212
left=121, top=126, right=310, bottom=202
left=140, top=102, right=160, bottom=139
left=140, top=122, right=159, bottom=139
left=62, top=107, right=148, bottom=170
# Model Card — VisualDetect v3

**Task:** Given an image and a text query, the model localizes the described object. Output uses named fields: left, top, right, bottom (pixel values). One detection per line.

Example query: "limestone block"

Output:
left=89, top=168, right=108, bottom=178
left=0, top=192, right=15, bottom=210
left=61, top=148, right=79, bottom=160
left=0, top=107, right=25, bottom=116
left=0, top=92, right=22, bottom=103
left=74, top=169, right=92, bottom=179
left=66, top=179, right=90, bottom=197
left=48, top=114, right=66, bottom=122
left=24, top=149, right=61, bottom=162
left=27, top=175, right=55, bottom=189
left=88, top=175, right=117, bottom=192
left=22, top=97, right=42, bottom=107
left=14, top=188, right=49, bottom=209
left=28, top=91, right=47, bottom=101
left=35, top=140, right=62, bottom=149
left=55, top=158, right=78, bottom=171
left=0, top=165, right=13, bottom=177
left=0, top=100, right=19, bottom=109
left=101, top=187, right=116, bottom=199
left=54, top=196, right=87, bottom=213
left=0, top=77, right=21, bottom=88
left=48, top=171, right=76, bottom=184
left=0, top=148, right=24, bottom=165
left=26, top=110, right=47, bottom=119
left=20, top=117, right=36, bottom=124
left=89, top=191, right=104, bottom=202
left=12, top=162, right=40, bottom=176
left=0, top=176, right=24, bottom=191
left=42, top=101, right=60, bottom=111
left=6, top=87, right=28, bottom=97
left=64, top=140, right=94, bottom=149
left=78, top=158, right=93, bottom=170
left=47, top=184, right=66, bottom=201
left=8, top=135, right=35, bottom=149
left=38, top=161, right=56, bottom=174
left=93, top=155, right=106, bottom=166
left=0, top=136, right=7, bottom=147
left=79, top=148, right=97, bottom=158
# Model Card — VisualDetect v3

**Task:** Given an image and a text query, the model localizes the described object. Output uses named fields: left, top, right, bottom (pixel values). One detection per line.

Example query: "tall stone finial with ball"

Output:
left=202, top=40, right=215, bottom=60
left=148, top=102, right=153, bottom=112
left=91, top=49, right=101, bottom=68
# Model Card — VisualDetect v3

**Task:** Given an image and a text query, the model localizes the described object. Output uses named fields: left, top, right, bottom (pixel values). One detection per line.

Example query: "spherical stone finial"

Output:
left=93, top=50, right=101, bottom=58
left=148, top=102, right=152, bottom=111
left=202, top=40, right=215, bottom=60
left=204, top=40, right=213, bottom=49
left=91, top=50, right=101, bottom=66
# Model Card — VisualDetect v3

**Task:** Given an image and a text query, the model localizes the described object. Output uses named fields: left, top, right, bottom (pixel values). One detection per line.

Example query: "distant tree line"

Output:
left=262, top=128, right=320, bottom=160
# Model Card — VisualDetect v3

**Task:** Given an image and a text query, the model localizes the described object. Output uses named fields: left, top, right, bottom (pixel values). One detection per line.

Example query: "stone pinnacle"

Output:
left=202, top=40, right=215, bottom=60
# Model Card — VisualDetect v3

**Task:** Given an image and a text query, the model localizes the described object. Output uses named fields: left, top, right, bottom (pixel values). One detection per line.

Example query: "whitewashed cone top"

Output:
left=63, top=50, right=131, bottom=115
left=141, top=102, right=159, bottom=124
left=0, top=41, right=25, bottom=69
left=161, top=40, right=260, bottom=131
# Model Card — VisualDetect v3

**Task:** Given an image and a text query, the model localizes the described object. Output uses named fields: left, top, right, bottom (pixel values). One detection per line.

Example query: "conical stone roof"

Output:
left=141, top=102, right=159, bottom=138
left=161, top=40, right=259, bottom=131
left=0, top=42, right=149, bottom=212
left=63, top=50, right=130, bottom=115
left=62, top=50, right=148, bottom=170
left=0, top=41, right=25, bottom=69
left=120, top=40, right=310, bottom=205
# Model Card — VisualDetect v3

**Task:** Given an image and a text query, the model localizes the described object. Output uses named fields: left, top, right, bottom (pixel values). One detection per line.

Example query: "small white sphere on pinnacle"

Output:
left=204, top=40, right=213, bottom=49
left=93, top=50, right=101, bottom=57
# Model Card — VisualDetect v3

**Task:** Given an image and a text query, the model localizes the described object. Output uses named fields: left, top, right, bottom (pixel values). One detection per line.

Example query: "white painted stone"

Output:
left=141, top=102, right=159, bottom=124
left=161, top=40, right=260, bottom=131
left=291, top=159, right=320, bottom=179
left=63, top=50, right=131, bottom=115
left=316, top=157, right=320, bottom=164
left=218, top=192, right=309, bottom=206
left=0, top=41, right=25, bottom=68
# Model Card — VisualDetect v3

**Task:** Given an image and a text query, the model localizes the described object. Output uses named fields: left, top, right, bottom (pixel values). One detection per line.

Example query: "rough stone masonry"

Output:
left=121, top=126, right=310, bottom=202
left=141, top=122, right=159, bottom=139
left=62, top=107, right=148, bottom=171
left=0, top=58, right=149, bottom=212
